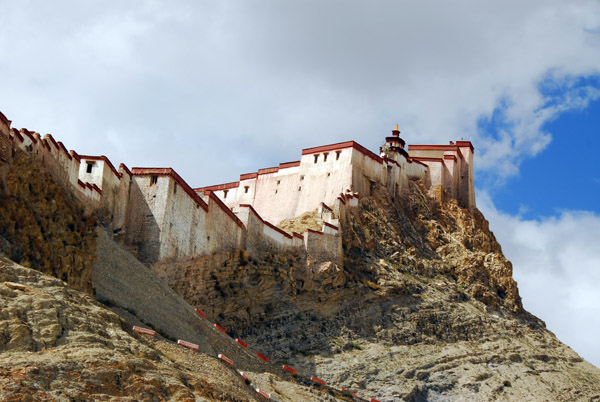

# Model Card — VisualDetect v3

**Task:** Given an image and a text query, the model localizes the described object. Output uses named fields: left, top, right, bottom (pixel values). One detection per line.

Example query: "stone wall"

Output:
left=408, top=142, right=476, bottom=211
left=236, top=204, right=298, bottom=254
left=126, top=170, right=210, bottom=262
left=204, top=192, right=245, bottom=254
left=124, top=169, right=246, bottom=263
left=304, top=228, right=342, bottom=266
left=78, top=155, right=132, bottom=230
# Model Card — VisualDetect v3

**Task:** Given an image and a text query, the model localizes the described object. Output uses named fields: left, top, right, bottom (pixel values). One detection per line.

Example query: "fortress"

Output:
left=0, top=111, right=475, bottom=265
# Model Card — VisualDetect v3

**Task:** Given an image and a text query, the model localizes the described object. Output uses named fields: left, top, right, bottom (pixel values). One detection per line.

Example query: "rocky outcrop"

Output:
left=151, top=180, right=600, bottom=401
left=0, top=150, right=96, bottom=293
left=0, top=255, right=265, bottom=401
left=342, top=180, right=522, bottom=314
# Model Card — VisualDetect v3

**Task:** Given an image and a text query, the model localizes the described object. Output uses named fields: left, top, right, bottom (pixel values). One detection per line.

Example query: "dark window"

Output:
left=244, top=186, right=249, bottom=193
left=223, top=190, right=228, bottom=198
left=323, top=152, right=328, bottom=162
left=336, top=151, right=341, bottom=161
left=173, top=184, right=177, bottom=194
left=86, top=162, right=93, bottom=173
left=314, top=154, right=319, bottom=163
left=150, top=175, right=158, bottom=185
left=298, top=186, right=302, bottom=191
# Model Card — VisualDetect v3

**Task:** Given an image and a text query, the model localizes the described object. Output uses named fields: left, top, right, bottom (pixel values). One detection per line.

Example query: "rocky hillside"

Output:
left=0, top=254, right=275, bottom=401
left=0, top=149, right=96, bottom=293
left=151, top=181, right=600, bottom=401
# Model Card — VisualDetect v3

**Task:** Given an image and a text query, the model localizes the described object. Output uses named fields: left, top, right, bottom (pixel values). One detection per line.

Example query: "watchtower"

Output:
left=380, top=124, right=408, bottom=162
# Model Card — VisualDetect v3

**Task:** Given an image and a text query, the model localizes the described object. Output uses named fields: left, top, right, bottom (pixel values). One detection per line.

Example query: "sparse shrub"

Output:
left=350, top=342, right=362, bottom=350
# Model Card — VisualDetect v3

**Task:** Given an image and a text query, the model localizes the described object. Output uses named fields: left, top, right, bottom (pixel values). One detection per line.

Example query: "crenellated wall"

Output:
left=0, top=110, right=475, bottom=268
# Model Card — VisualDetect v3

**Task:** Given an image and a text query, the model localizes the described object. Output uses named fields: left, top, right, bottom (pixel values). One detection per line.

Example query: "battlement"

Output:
left=0, top=111, right=475, bottom=265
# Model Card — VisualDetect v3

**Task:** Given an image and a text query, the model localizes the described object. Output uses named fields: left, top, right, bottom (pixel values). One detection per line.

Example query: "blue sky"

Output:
left=0, top=1, right=599, bottom=367
left=482, top=76, right=600, bottom=217
left=490, top=96, right=600, bottom=218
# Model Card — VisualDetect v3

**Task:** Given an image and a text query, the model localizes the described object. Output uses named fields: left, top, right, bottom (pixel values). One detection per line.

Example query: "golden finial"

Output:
left=394, top=124, right=399, bottom=131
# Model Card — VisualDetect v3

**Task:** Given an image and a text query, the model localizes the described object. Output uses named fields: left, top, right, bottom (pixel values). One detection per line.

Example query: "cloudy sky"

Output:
left=1, top=1, right=599, bottom=366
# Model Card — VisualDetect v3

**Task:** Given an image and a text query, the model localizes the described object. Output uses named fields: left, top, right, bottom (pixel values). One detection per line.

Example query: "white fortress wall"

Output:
left=348, top=142, right=392, bottom=197
left=235, top=204, right=299, bottom=255
left=44, top=134, right=81, bottom=192
left=113, top=164, right=133, bottom=232
left=417, top=158, right=445, bottom=197
left=456, top=141, right=476, bottom=211
left=0, top=115, right=11, bottom=163
left=294, top=145, right=354, bottom=221
left=127, top=169, right=213, bottom=262
left=322, top=222, right=339, bottom=236
left=0, top=110, right=477, bottom=267
left=125, top=171, right=175, bottom=261
left=234, top=204, right=263, bottom=254
left=78, top=157, right=105, bottom=188
left=318, top=202, right=339, bottom=227
left=442, top=154, right=458, bottom=199
left=251, top=163, right=302, bottom=224
left=204, top=191, right=245, bottom=253
left=201, top=143, right=358, bottom=225
left=408, top=141, right=476, bottom=211
left=126, top=168, right=247, bottom=263
left=400, top=158, right=429, bottom=187
left=199, top=139, right=437, bottom=224
left=197, top=162, right=303, bottom=225
left=78, top=155, right=132, bottom=230
left=202, top=181, right=242, bottom=208
left=158, top=175, right=205, bottom=259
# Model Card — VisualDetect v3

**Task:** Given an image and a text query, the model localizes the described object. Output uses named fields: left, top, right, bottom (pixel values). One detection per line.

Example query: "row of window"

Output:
left=223, top=186, right=250, bottom=199
left=313, top=151, right=341, bottom=164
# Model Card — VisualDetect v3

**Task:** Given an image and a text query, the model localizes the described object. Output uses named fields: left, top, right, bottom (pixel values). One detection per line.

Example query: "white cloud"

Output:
left=0, top=1, right=599, bottom=186
left=478, top=191, right=600, bottom=368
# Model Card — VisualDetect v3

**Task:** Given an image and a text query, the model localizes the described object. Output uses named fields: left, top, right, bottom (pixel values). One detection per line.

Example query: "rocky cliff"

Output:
left=150, top=181, right=600, bottom=401
left=0, top=149, right=96, bottom=293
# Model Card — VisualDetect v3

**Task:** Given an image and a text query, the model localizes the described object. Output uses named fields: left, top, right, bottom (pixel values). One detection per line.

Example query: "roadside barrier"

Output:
left=176, top=339, right=199, bottom=351
left=218, top=353, right=234, bottom=365
left=132, top=326, right=155, bottom=337
left=151, top=304, right=386, bottom=402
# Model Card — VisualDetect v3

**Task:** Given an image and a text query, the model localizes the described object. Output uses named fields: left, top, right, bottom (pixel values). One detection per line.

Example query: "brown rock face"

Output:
left=343, top=180, right=523, bottom=314
left=0, top=150, right=97, bottom=293
left=151, top=180, right=600, bottom=401
left=0, top=255, right=268, bottom=402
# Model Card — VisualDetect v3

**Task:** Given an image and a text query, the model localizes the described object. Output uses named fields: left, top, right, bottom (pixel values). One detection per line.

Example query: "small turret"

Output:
left=380, top=124, right=408, bottom=160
